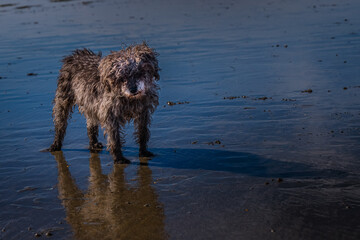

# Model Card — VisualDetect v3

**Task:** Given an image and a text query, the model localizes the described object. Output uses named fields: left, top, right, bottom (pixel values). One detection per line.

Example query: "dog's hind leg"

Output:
left=49, top=95, right=74, bottom=151
left=49, top=70, right=74, bottom=152
left=87, top=119, right=103, bottom=152
left=134, top=110, right=154, bottom=157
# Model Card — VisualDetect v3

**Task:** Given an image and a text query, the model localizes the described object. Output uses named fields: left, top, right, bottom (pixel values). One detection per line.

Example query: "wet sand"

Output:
left=1, top=0, right=360, bottom=239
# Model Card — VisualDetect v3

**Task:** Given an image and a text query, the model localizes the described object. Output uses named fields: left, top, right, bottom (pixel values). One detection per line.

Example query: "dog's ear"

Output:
left=140, top=62, right=160, bottom=81
left=99, top=65, right=113, bottom=87
left=138, top=43, right=160, bottom=81
left=98, top=54, right=120, bottom=90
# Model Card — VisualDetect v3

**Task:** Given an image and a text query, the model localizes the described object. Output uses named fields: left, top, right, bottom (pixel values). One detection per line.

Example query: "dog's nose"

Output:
left=129, top=86, right=137, bottom=94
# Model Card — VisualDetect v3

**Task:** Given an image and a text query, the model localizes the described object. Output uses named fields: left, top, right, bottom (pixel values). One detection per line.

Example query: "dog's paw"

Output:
left=114, top=156, right=131, bottom=164
left=139, top=150, right=155, bottom=158
left=89, top=142, right=104, bottom=152
left=47, top=145, right=61, bottom=152
left=94, top=142, right=104, bottom=148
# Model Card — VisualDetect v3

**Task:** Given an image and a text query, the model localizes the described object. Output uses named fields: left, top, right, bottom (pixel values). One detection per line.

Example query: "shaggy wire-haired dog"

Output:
left=48, top=43, right=160, bottom=163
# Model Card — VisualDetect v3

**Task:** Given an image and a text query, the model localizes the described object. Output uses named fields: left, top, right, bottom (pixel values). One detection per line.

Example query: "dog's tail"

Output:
left=54, top=49, right=101, bottom=104
left=53, top=63, right=74, bottom=108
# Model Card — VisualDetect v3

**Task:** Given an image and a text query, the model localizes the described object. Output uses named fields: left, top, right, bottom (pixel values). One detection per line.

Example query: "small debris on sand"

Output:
left=224, top=96, right=271, bottom=101
left=206, top=140, right=222, bottom=146
left=16, top=4, right=42, bottom=10
left=301, top=89, right=313, bottom=93
left=282, top=98, right=296, bottom=101
left=27, top=73, right=38, bottom=76
left=18, top=186, right=38, bottom=192
left=0, top=4, right=17, bottom=7
left=50, top=0, right=75, bottom=2
left=167, top=101, right=190, bottom=106
left=255, top=97, right=268, bottom=100
left=224, top=96, right=239, bottom=100
left=223, top=96, right=248, bottom=100
left=82, top=1, right=93, bottom=5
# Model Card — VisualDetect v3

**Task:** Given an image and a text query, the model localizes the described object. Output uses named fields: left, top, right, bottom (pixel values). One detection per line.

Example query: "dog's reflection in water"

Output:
left=53, top=152, right=166, bottom=240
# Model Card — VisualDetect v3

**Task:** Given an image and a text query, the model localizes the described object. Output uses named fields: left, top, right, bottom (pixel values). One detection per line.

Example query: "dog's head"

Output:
left=99, top=42, right=160, bottom=98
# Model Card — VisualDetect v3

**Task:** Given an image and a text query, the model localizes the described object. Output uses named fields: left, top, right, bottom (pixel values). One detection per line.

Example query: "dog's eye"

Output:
left=134, top=73, right=143, bottom=79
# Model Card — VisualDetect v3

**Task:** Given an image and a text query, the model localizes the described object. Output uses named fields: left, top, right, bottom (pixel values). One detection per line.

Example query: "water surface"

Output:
left=0, top=0, right=360, bottom=239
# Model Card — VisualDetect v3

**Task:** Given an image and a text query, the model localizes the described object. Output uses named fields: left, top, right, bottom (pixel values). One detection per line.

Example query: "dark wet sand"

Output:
left=1, top=0, right=360, bottom=239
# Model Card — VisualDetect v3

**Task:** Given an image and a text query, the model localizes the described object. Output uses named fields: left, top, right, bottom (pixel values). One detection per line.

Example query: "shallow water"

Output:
left=1, top=0, right=360, bottom=239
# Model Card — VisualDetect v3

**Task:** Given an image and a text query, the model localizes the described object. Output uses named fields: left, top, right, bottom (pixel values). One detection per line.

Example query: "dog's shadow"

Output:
left=52, top=151, right=167, bottom=240
left=142, top=148, right=348, bottom=179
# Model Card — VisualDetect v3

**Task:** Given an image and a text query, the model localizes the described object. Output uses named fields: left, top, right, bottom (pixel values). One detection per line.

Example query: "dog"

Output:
left=48, top=42, right=160, bottom=163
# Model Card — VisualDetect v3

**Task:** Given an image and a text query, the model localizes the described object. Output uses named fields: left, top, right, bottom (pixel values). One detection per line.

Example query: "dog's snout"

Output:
left=129, top=86, right=137, bottom=94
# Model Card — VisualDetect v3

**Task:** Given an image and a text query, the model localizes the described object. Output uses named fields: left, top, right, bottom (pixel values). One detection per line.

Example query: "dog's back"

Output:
left=59, top=49, right=102, bottom=86
left=55, top=49, right=103, bottom=108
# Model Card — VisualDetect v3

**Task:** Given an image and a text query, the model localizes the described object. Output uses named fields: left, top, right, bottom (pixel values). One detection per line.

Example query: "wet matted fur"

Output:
left=48, top=42, right=160, bottom=163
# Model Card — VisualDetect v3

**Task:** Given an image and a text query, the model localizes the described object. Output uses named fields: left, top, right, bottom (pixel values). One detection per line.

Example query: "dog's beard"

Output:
left=121, top=80, right=146, bottom=98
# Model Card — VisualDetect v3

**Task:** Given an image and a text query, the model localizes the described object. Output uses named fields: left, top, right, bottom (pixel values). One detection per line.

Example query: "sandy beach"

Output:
left=0, top=0, right=359, bottom=239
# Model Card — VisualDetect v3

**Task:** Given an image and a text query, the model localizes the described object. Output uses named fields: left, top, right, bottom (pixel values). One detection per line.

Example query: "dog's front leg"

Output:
left=86, top=119, right=103, bottom=152
left=104, top=120, right=130, bottom=164
left=134, top=109, right=154, bottom=157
